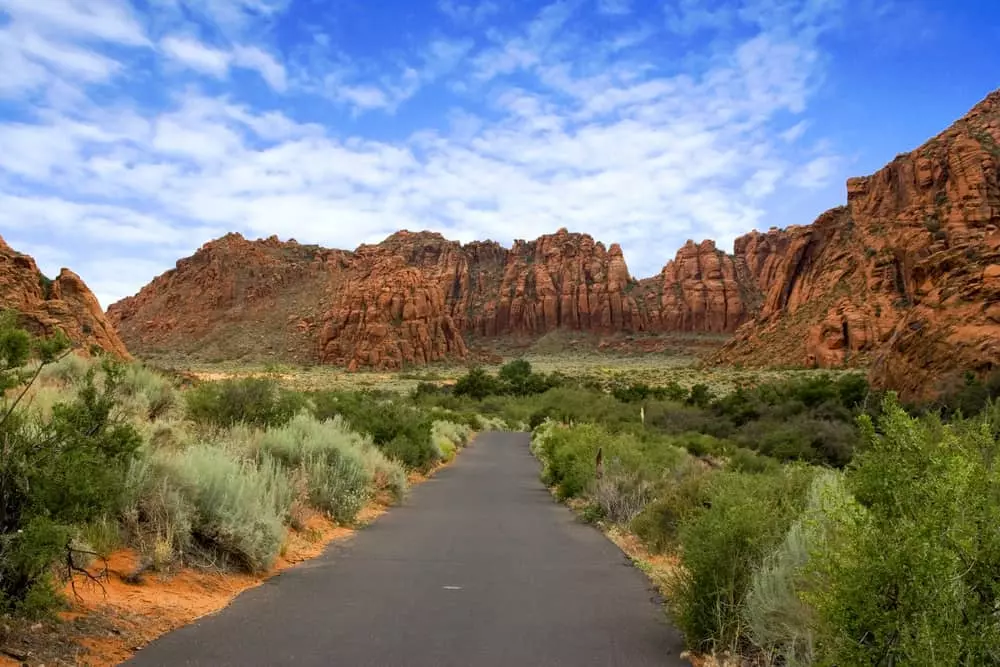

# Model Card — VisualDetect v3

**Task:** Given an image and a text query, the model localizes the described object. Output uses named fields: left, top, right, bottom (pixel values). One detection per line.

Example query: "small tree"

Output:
left=453, top=367, right=498, bottom=400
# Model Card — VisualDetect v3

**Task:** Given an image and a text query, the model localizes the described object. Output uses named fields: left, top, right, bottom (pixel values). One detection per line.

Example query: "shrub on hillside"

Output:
left=431, top=420, right=473, bottom=462
left=931, top=369, right=1000, bottom=418
left=120, top=363, right=180, bottom=421
left=592, top=459, right=656, bottom=524
left=644, top=402, right=727, bottom=437
left=734, top=416, right=857, bottom=466
left=534, top=422, right=686, bottom=501
left=453, top=367, right=499, bottom=400
left=742, top=471, right=859, bottom=667
left=36, top=352, right=92, bottom=386
left=121, top=451, right=195, bottom=569
left=686, top=383, right=715, bottom=408
left=630, top=462, right=716, bottom=554
left=185, top=377, right=304, bottom=429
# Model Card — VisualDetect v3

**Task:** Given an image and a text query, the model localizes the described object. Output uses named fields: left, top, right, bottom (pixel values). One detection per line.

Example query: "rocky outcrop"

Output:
left=641, top=240, right=754, bottom=333
left=0, top=236, right=129, bottom=358
left=110, top=229, right=766, bottom=369
left=317, top=231, right=468, bottom=369
left=717, top=89, right=1000, bottom=400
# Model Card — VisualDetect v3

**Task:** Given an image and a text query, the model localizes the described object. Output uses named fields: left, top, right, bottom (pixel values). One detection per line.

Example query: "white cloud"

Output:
left=790, top=155, right=839, bottom=189
left=471, top=1, right=578, bottom=81
left=781, top=120, right=809, bottom=142
left=161, top=35, right=230, bottom=76
left=0, top=0, right=149, bottom=45
left=0, top=0, right=855, bottom=308
left=0, top=0, right=148, bottom=100
left=317, top=38, right=472, bottom=113
left=233, top=45, right=287, bottom=90
left=160, top=36, right=287, bottom=90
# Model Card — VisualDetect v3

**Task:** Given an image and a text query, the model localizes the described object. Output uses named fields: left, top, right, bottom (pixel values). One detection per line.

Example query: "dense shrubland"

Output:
left=0, top=318, right=503, bottom=620
left=425, top=360, right=875, bottom=468
left=517, top=357, right=1000, bottom=665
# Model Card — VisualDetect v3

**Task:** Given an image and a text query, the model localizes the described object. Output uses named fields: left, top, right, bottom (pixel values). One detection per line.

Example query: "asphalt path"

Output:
left=126, top=432, right=688, bottom=666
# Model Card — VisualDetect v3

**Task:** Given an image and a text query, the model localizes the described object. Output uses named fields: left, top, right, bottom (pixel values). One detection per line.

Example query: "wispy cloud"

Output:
left=0, top=0, right=876, bottom=307
left=160, top=36, right=287, bottom=90
left=597, top=0, right=632, bottom=16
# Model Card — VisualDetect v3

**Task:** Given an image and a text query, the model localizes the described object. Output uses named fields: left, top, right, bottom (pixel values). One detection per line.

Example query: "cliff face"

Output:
left=0, top=236, right=129, bottom=358
left=718, top=90, right=1000, bottom=399
left=641, top=239, right=755, bottom=334
left=317, top=231, right=468, bottom=370
left=109, top=229, right=764, bottom=369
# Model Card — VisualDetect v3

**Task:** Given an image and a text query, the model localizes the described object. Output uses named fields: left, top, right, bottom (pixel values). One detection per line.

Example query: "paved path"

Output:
left=126, top=432, right=688, bottom=666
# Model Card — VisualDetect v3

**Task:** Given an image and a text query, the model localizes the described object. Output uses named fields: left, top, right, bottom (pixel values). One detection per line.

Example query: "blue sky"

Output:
left=0, top=0, right=997, bottom=308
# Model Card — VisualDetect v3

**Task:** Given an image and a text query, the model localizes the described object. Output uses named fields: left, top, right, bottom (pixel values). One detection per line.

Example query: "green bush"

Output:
left=734, top=416, right=856, bottom=466
left=164, top=445, right=289, bottom=573
left=120, top=363, right=179, bottom=421
left=931, top=370, right=1000, bottom=418
left=257, top=414, right=372, bottom=523
left=1, top=342, right=139, bottom=615
left=37, top=353, right=93, bottom=386
left=630, top=463, right=715, bottom=554
left=687, top=383, right=715, bottom=408
left=313, top=393, right=437, bottom=471
left=453, top=367, right=499, bottom=400
left=431, top=420, right=473, bottom=462
left=804, top=397, right=1000, bottom=665
left=592, top=459, right=657, bottom=524
left=743, top=471, right=858, bottom=666
left=644, top=402, right=727, bottom=437
left=670, top=467, right=814, bottom=653
left=121, top=450, right=195, bottom=567
left=185, top=377, right=304, bottom=429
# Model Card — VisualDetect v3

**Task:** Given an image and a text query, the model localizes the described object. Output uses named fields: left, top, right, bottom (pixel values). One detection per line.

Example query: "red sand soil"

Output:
left=1, top=459, right=453, bottom=667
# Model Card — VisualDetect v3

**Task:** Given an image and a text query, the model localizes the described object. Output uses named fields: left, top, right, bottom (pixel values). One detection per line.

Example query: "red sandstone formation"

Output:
left=0, top=236, right=129, bottom=358
left=109, top=228, right=762, bottom=369
left=718, top=90, right=1000, bottom=399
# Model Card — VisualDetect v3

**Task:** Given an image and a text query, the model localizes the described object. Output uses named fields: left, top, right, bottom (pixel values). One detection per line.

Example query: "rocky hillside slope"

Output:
left=0, top=236, right=129, bottom=358
left=108, top=229, right=764, bottom=369
left=718, top=90, right=1000, bottom=399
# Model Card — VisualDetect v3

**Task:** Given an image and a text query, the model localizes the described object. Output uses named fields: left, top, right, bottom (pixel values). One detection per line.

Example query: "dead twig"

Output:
left=65, top=543, right=109, bottom=602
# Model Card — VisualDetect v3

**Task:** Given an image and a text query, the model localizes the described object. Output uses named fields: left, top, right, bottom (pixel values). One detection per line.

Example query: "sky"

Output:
left=0, top=0, right=997, bottom=308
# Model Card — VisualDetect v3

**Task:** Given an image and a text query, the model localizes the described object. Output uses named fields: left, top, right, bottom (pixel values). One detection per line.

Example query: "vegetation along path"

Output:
left=125, top=432, right=686, bottom=666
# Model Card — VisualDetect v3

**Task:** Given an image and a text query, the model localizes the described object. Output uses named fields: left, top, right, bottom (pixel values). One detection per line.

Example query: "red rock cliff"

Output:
left=0, top=236, right=129, bottom=358
left=109, top=228, right=766, bottom=368
left=718, top=89, right=1000, bottom=399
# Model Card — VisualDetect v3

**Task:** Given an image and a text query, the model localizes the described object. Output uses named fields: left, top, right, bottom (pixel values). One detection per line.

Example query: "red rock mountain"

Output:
left=110, top=89, right=1000, bottom=395
left=718, top=90, right=1000, bottom=399
left=0, top=236, right=129, bottom=358
left=108, top=229, right=764, bottom=369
